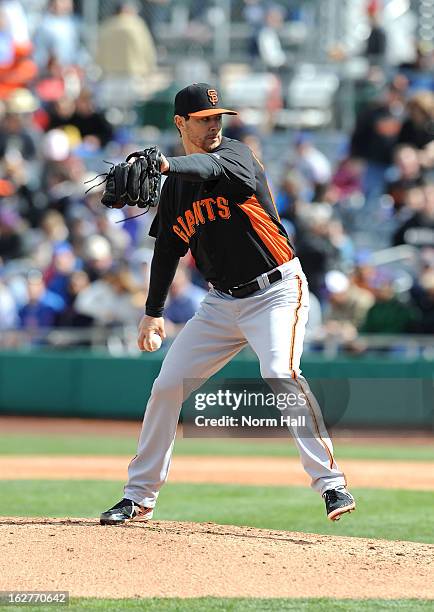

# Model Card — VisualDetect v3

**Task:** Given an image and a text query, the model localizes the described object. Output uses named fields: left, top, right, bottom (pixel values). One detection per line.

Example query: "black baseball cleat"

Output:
left=100, top=498, right=153, bottom=525
left=323, top=487, right=356, bottom=521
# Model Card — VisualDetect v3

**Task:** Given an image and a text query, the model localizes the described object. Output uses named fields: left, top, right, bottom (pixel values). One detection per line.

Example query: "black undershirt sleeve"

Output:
left=145, top=241, right=180, bottom=317
left=166, top=154, right=224, bottom=182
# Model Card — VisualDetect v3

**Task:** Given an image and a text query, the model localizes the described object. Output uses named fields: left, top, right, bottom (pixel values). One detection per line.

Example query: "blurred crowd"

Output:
left=269, top=79, right=434, bottom=347
left=0, top=0, right=433, bottom=353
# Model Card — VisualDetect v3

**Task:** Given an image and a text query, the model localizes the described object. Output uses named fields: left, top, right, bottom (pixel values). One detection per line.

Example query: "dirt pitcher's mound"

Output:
left=1, top=518, right=433, bottom=599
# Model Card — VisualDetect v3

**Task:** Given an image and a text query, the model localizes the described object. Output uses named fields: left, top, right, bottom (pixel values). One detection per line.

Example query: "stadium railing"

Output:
left=1, top=327, right=434, bottom=359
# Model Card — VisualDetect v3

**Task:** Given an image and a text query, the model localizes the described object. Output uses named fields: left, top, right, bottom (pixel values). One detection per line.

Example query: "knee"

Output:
left=260, top=362, right=300, bottom=380
left=151, top=375, right=183, bottom=399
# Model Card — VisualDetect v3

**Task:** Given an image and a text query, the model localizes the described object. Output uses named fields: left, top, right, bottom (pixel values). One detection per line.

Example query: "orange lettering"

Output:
left=185, top=209, right=196, bottom=236
left=216, top=197, right=230, bottom=219
left=177, top=215, right=191, bottom=237
left=201, top=198, right=216, bottom=221
left=173, top=224, right=189, bottom=243
left=193, top=200, right=205, bottom=224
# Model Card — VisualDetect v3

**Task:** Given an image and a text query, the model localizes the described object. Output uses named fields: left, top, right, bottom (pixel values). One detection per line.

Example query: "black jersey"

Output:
left=146, top=137, right=294, bottom=317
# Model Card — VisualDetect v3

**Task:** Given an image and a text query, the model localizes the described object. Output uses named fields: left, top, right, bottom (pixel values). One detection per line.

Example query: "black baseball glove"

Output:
left=92, top=146, right=163, bottom=211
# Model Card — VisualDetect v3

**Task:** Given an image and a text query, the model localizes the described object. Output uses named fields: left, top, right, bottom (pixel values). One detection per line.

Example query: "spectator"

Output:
left=390, top=185, right=426, bottom=228
left=40, top=139, right=87, bottom=214
left=56, top=269, right=93, bottom=329
left=32, top=52, right=68, bottom=110
left=393, top=184, right=434, bottom=247
left=41, top=127, right=71, bottom=168
left=410, top=269, right=434, bottom=334
left=72, top=88, right=114, bottom=148
left=386, top=145, right=426, bottom=212
left=51, top=88, right=114, bottom=149
left=39, top=210, right=69, bottom=244
left=294, top=204, right=339, bottom=298
left=399, top=42, right=434, bottom=97
left=0, top=0, right=29, bottom=46
left=223, top=116, right=252, bottom=142
left=275, top=170, right=303, bottom=222
left=18, top=269, right=65, bottom=329
left=359, top=274, right=420, bottom=334
left=82, top=235, right=113, bottom=281
left=350, top=84, right=404, bottom=200
left=328, top=2, right=389, bottom=70
left=96, top=0, right=157, bottom=106
left=0, top=7, right=37, bottom=99
left=243, top=0, right=265, bottom=29
left=0, top=208, right=24, bottom=261
left=0, top=273, right=18, bottom=329
left=397, top=91, right=434, bottom=150
left=254, top=5, right=286, bottom=70
left=44, top=95, right=75, bottom=131
left=32, top=0, right=87, bottom=70
left=74, top=264, right=143, bottom=326
left=164, top=264, right=207, bottom=333
left=129, top=245, right=153, bottom=292
left=27, top=209, right=70, bottom=277
left=0, top=91, right=40, bottom=225
left=323, top=270, right=374, bottom=332
left=364, top=5, right=387, bottom=67
left=293, top=133, right=332, bottom=202
left=94, top=211, right=131, bottom=260
left=328, top=219, right=355, bottom=269
left=0, top=89, right=39, bottom=160
left=239, top=128, right=264, bottom=164
left=44, top=241, right=81, bottom=302
left=330, top=156, right=363, bottom=200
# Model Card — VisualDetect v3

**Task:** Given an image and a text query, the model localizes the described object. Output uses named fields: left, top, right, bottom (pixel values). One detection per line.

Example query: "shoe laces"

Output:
left=324, top=489, right=340, bottom=503
left=111, top=499, right=129, bottom=509
left=325, top=487, right=350, bottom=500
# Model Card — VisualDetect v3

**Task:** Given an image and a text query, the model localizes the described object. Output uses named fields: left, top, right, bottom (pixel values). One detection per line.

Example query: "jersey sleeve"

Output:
left=208, top=139, right=256, bottom=192
left=166, top=139, right=256, bottom=192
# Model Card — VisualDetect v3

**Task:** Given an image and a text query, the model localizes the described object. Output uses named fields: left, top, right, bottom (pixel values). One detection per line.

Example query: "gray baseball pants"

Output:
left=125, top=257, right=347, bottom=508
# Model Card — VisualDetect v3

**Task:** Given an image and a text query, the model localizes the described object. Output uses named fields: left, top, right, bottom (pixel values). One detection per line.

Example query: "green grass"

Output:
left=1, top=480, right=433, bottom=544
left=1, top=434, right=434, bottom=462
left=0, top=434, right=138, bottom=456
left=0, top=597, right=433, bottom=612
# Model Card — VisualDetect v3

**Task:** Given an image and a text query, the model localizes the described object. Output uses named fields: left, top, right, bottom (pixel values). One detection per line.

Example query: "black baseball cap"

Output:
left=174, top=83, right=237, bottom=118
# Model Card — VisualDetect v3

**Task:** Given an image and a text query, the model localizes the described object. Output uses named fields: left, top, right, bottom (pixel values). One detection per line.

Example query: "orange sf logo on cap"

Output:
left=207, top=89, right=219, bottom=106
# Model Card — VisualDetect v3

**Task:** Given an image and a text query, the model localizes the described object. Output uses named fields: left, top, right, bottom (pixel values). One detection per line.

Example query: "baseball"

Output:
left=150, top=333, right=162, bottom=351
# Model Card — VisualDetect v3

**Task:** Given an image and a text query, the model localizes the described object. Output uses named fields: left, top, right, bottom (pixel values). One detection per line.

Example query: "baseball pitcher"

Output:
left=98, top=83, right=356, bottom=525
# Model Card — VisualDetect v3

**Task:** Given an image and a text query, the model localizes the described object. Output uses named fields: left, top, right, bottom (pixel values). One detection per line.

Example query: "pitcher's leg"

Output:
left=125, top=294, right=246, bottom=507
left=288, top=375, right=347, bottom=494
left=238, top=273, right=346, bottom=494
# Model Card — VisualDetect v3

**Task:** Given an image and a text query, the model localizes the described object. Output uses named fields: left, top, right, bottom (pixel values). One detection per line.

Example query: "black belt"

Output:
left=216, top=269, right=282, bottom=298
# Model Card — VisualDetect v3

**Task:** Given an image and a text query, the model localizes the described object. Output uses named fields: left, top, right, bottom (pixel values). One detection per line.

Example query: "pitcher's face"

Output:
left=175, top=114, right=223, bottom=153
